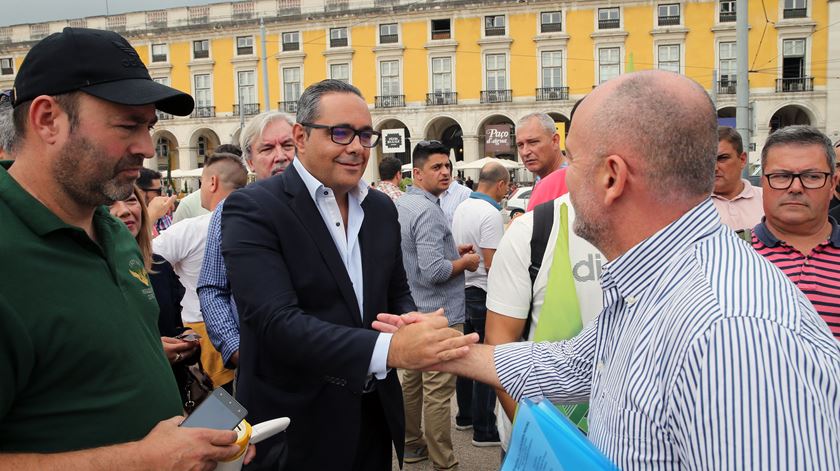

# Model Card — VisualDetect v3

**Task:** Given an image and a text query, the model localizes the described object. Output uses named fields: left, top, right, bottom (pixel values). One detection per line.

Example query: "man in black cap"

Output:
left=0, top=28, right=248, bottom=469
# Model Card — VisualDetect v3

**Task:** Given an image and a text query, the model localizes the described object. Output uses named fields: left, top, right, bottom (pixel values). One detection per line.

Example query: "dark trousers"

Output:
left=455, top=287, right=499, bottom=441
left=352, top=390, right=393, bottom=471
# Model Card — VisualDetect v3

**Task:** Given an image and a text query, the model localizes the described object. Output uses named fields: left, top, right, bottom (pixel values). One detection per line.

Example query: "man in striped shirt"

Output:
left=750, top=125, right=840, bottom=339
left=376, top=71, right=840, bottom=470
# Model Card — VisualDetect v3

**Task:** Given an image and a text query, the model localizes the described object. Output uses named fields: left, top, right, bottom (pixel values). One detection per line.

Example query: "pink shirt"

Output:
left=526, top=167, right=568, bottom=211
left=710, top=179, right=764, bottom=231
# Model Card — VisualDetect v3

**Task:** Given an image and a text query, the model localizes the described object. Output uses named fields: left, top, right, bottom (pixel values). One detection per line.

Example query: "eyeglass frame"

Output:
left=299, top=122, right=381, bottom=148
left=763, top=171, right=833, bottom=190
left=140, top=186, right=164, bottom=196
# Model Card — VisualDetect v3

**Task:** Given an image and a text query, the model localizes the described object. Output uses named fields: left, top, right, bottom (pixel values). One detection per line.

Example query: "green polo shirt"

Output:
left=0, top=161, right=182, bottom=453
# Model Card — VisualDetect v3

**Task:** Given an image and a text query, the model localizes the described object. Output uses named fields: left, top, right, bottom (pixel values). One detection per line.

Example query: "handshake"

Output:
left=378, top=309, right=481, bottom=372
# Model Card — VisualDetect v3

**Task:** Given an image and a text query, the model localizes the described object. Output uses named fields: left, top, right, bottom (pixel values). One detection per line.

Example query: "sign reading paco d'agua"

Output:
left=485, top=124, right=512, bottom=153
left=382, top=128, right=406, bottom=153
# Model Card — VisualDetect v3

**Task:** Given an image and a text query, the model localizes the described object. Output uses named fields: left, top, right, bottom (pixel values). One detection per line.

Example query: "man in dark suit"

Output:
left=221, top=80, right=476, bottom=470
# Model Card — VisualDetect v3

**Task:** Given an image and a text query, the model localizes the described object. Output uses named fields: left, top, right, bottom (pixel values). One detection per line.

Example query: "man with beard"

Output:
left=710, top=126, right=764, bottom=232
left=377, top=71, right=840, bottom=470
left=199, top=111, right=295, bottom=370
left=749, top=125, right=840, bottom=340
left=0, top=27, right=248, bottom=469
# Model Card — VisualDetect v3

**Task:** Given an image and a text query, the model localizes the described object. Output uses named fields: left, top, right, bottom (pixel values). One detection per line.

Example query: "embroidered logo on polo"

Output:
left=128, top=258, right=150, bottom=286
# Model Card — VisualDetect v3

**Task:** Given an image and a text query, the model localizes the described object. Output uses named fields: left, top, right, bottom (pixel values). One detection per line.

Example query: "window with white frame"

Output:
left=431, top=57, right=452, bottom=92
left=330, top=63, right=350, bottom=82
left=598, top=8, right=620, bottom=29
left=657, top=4, right=681, bottom=26
left=194, top=74, right=212, bottom=108
left=598, top=47, right=620, bottom=83
left=541, top=51, right=563, bottom=87
left=0, top=57, right=13, bottom=75
left=282, top=67, right=301, bottom=101
left=151, top=44, right=168, bottom=63
left=540, top=11, right=562, bottom=33
left=329, top=27, right=348, bottom=48
left=782, top=38, right=806, bottom=79
left=657, top=44, right=680, bottom=73
left=236, top=36, right=254, bottom=55
left=380, top=60, right=400, bottom=96
left=282, top=32, right=299, bottom=51
left=431, top=19, right=451, bottom=40
left=485, top=15, right=505, bottom=36
left=720, top=0, right=736, bottom=22
left=485, top=53, right=506, bottom=90
left=193, top=39, right=209, bottom=59
left=719, top=41, right=736, bottom=83
left=783, top=0, right=807, bottom=18
left=237, top=70, right=256, bottom=105
left=379, top=23, right=398, bottom=44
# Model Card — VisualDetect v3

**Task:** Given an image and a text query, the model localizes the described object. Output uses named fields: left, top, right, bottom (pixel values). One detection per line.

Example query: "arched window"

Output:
left=197, top=136, right=207, bottom=167
left=156, top=137, right=170, bottom=171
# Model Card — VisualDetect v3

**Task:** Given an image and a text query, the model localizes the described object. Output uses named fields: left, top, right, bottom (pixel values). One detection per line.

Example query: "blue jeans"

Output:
left=455, top=287, right=499, bottom=441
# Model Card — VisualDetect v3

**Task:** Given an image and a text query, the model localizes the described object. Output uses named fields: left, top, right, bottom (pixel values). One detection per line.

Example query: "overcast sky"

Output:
left=3, top=0, right=215, bottom=27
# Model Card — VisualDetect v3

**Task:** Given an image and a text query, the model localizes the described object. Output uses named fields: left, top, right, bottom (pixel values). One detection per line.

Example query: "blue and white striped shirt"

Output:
left=495, top=199, right=840, bottom=470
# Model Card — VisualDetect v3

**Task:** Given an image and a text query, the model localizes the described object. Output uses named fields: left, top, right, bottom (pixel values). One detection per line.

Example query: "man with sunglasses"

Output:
left=137, top=168, right=176, bottom=234
left=750, top=125, right=840, bottom=340
left=220, top=79, right=473, bottom=470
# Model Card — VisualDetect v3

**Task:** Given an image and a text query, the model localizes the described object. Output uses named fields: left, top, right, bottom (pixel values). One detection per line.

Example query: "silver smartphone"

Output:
left=179, top=387, right=247, bottom=430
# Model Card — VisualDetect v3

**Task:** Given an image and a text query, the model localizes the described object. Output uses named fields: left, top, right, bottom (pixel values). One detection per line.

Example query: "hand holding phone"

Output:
left=180, top=388, right=247, bottom=430
left=175, top=332, right=201, bottom=342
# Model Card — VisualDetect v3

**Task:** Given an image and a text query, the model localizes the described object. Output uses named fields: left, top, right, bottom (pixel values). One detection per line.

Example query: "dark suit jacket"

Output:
left=221, top=164, right=415, bottom=470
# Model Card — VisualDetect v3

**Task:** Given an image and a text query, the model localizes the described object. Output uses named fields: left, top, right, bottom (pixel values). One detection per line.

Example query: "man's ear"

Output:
left=602, top=154, right=628, bottom=207
left=29, top=96, right=66, bottom=146
left=292, top=123, right=308, bottom=154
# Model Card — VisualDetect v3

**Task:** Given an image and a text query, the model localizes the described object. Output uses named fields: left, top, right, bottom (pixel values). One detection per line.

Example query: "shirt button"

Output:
left=335, top=222, right=340, bottom=227
left=323, top=191, right=328, bottom=195
left=625, top=296, right=637, bottom=305
left=597, top=361, right=606, bottom=371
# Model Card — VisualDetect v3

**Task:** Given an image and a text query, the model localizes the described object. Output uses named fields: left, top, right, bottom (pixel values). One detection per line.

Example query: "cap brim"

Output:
left=81, top=78, right=195, bottom=116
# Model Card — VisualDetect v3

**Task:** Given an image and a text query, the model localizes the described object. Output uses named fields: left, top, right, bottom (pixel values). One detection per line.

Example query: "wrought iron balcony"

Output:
left=717, top=79, right=737, bottom=95
left=191, top=106, right=215, bottom=118
left=598, top=18, right=620, bottom=29
left=657, top=15, right=680, bottom=26
left=278, top=101, right=298, bottom=114
left=783, top=7, right=807, bottom=19
left=776, top=77, right=814, bottom=93
left=485, top=26, right=505, bottom=36
left=536, top=87, right=569, bottom=101
left=233, top=103, right=261, bottom=116
left=719, top=10, right=736, bottom=22
left=480, top=89, right=512, bottom=104
left=330, top=37, right=348, bottom=48
left=425, top=92, right=458, bottom=106
left=375, top=95, right=405, bottom=108
left=282, top=41, right=299, bottom=51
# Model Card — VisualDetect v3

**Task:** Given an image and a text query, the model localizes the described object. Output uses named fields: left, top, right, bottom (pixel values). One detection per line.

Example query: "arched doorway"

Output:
left=717, top=106, right=736, bottom=128
left=769, top=105, right=811, bottom=134
left=425, top=116, right=464, bottom=162
left=477, top=114, right=515, bottom=161
left=546, top=112, right=570, bottom=148
left=375, top=118, right=411, bottom=165
left=152, top=130, right=179, bottom=175
left=190, top=128, right=221, bottom=168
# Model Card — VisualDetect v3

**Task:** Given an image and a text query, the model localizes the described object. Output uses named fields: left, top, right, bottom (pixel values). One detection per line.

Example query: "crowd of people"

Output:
left=1, top=26, right=838, bottom=471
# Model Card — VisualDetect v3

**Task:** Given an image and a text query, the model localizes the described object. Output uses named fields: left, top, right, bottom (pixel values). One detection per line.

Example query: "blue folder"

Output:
left=501, top=397, right=618, bottom=471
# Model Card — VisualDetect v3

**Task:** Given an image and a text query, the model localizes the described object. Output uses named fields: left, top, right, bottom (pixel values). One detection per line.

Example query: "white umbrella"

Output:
left=454, top=157, right=522, bottom=170
left=168, top=168, right=204, bottom=178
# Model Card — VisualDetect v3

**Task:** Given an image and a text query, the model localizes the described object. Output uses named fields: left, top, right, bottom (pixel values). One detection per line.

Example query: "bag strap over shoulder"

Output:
left=523, top=200, right=554, bottom=340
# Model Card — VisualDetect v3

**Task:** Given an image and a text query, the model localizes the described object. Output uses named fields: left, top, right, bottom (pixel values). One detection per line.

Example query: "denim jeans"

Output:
left=455, top=287, right=499, bottom=440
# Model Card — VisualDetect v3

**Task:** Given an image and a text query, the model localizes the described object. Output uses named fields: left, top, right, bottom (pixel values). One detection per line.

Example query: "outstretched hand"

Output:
left=384, top=309, right=479, bottom=370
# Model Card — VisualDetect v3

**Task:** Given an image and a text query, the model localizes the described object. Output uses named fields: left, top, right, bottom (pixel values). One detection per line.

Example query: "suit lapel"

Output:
left=284, top=165, right=363, bottom=326
left=358, top=198, right=378, bottom=326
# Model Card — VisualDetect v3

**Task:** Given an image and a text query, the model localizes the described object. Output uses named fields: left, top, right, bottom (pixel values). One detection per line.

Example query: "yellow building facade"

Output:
left=0, top=0, right=835, bottom=182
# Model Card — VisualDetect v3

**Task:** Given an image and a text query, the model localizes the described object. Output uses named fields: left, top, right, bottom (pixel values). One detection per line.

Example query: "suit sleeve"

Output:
left=221, top=189, right=380, bottom=393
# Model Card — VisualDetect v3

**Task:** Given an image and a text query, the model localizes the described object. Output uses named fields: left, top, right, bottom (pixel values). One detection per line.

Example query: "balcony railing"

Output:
left=480, top=89, right=512, bottom=103
left=282, top=41, right=300, bottom=51
left=426, top=92, right=458, bottom=106
left=233, top=103, right=261, bottom=116
left=156, top=111, right=174, bottom=121
left=278, top=100, right=298, bottom=114
left=536, top=87, right=569, bottom=101
left=783, top=7, right=807, bottom=19
left=776, top=77, right=814, bottom=93
left=717, top=79, right=737, bottom=95
left=541, top=22, right=563, bottom=33
left=375, top=95, right=405, bottom=108
left=719, top=10, right=736, bottom=22
left=598, top=18, right=620, bottom=29
left=380, top=34, right=398, bottom=44
left=191, top=106, right=215, bottom=118
left=326, top=0, right=349, bottom=11
left=330, top=37, right=348, bottom=48
left=657, top=15, right=680, bottom=26
left=485, top=26, right=505, bottom=36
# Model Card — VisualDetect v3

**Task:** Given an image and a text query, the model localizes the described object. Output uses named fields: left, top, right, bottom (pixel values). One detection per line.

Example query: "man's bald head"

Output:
left=478, top=162, right=510, bottom=185
left=574, top=71, right=717, bottom=201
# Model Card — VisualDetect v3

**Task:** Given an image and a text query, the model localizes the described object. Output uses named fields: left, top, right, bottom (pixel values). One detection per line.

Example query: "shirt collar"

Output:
left=754, top=215, right=840, bottom=248
left=407, top=185, right=440, bottom=205
left=601, top=198, right=722, bottom=301
left=711, top=179, right=759, bottom=201
left=293, top=157, right=369, bottom=203
left=469, top=191, right=502, bottom=210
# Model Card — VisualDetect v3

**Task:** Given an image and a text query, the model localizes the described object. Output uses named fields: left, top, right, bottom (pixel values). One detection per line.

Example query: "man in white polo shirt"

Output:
left=452, top=162, right=510, bottom=447
left=153, top=152, right=248, bottom=390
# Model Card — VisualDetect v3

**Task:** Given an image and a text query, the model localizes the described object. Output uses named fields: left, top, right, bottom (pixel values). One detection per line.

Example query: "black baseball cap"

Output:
left=12, top=27, right=194, bottom=116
